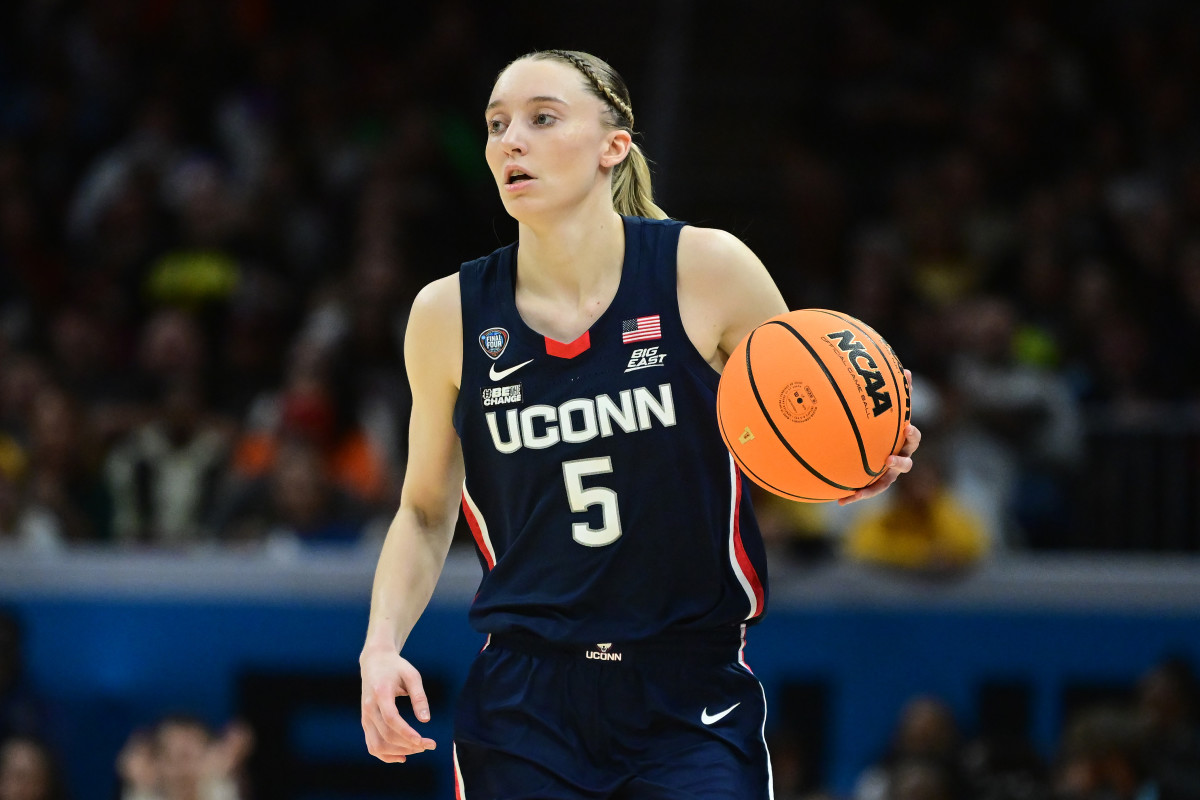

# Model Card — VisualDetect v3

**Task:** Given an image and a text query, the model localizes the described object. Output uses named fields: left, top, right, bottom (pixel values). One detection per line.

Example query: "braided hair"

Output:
left=512, top=49, right=668, bottom=220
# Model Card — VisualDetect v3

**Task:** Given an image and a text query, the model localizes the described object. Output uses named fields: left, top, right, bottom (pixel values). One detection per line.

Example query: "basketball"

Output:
left=717, top=309, right=911, bottom=502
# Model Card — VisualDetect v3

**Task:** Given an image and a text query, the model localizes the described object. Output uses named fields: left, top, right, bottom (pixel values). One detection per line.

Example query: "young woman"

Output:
left=359, top=49, right=920, bottom=798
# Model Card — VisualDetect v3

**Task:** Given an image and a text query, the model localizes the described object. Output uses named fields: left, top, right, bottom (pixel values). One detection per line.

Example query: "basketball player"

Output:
left=360, top=49, right=921, bottom=798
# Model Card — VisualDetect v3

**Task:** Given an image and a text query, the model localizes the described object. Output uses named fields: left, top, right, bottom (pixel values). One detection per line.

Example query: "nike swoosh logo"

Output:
left=700, top=702, right=741, bottom=725
left=488, top=359, right=533, bottom=381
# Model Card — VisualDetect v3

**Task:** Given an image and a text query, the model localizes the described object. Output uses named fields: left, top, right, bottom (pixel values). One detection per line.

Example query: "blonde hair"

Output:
left=512, top=49, right=668, bottom=220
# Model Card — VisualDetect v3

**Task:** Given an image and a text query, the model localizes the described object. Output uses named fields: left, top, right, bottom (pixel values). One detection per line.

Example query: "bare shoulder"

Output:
left=676, top=225, right=788, bottom=369
left=677, top=225, right=764, bottom=283
left=410, top=273, right=461, bottom=318
left=405, top=274, right=463, bottom=388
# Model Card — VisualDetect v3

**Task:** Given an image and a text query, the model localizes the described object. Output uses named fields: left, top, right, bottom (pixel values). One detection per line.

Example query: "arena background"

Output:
left=1, top=1, right=1199, bottom=799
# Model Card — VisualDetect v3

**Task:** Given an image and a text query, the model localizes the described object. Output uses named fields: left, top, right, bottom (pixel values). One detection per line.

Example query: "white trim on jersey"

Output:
left=758, top=677, right=775, bottom=800
left=453, top=742, right=468, bottom=798
left=462, top=482, right=497, bottom=567
left=727, top=455, right=759, bottom=619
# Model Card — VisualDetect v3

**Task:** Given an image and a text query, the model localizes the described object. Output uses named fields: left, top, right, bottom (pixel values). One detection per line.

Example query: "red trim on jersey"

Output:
left=544, top=330, right=590, bottom=358
left=730, top=463, right=765, bottom=618
left=461, top=493, right=495, bottom=570
left=738, top=624, right=755, bottom=673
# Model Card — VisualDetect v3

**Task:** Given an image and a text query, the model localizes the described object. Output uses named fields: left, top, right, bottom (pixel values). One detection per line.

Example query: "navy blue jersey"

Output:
left=451, top=215, right=768, bottom=643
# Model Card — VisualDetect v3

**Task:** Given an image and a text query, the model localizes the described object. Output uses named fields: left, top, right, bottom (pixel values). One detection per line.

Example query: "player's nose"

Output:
left=500, top=124, right=527, bottom=156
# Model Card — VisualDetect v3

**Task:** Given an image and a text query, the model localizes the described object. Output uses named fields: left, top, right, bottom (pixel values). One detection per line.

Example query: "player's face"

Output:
left=485, top=59, right=618, bottom=220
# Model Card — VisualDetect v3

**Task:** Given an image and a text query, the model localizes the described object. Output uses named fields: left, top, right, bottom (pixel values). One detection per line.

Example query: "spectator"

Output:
left=888, top=757, right=958, bottom=800
left=959, top=735, right=1051, bottom=800
left=842, top=443, right=989, bottom=575
left=0, top=735, right=66, bottom=800
left=215, top=437, right=377, bottom=547
left=19, top=385, right=111, bottom=543
left=230, top=341, right=391, bottom=508
left=942, top=295, right=1083, bottom=548
left=117, top=715, right=253, bottom=800
left=1136, top=656, right=1200, bottom=799
left=1052, top=705, right=1160, bottom=800
left=853, top=696, right=964, bottom=800
left=104, top=379, right=231, bottom=547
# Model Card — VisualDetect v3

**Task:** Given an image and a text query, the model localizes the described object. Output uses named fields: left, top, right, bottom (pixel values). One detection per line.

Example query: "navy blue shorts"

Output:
left=452, top=628, right=772, bottom=799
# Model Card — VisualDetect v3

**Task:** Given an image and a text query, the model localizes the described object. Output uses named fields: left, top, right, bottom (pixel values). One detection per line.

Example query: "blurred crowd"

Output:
left=1, top=0, right=1199, bottom=556
left=0, top=0, right=496, bottom=553
left=6, top=606, right=1199, bottom=800
left=772, top=655, right=1200, bottom=800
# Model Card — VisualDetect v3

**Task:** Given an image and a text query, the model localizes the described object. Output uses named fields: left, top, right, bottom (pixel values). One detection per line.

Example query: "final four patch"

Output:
left=479, top=327, right=509, bottom=360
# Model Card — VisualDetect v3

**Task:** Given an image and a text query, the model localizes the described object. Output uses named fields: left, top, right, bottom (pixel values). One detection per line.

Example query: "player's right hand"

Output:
left=360, top=647, right=437, bottom=763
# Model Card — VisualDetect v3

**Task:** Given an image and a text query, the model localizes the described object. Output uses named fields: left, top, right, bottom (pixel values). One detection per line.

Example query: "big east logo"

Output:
left=826, top=329, right=893, bottom=417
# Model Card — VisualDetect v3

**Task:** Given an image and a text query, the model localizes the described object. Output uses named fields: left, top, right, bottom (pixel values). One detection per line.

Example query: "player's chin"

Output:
left=499, top=195, right=542, bottom=220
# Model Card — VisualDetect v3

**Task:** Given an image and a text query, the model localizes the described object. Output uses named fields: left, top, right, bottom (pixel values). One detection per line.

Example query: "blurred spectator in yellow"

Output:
left=0, top=735, right=66, bottom=800
left=117, top=716, right=253, bottom=800
left=843, top=445, right=989, bottom=575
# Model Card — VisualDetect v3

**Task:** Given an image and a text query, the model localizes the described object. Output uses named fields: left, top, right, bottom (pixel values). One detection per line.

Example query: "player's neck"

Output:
left=515, top=205, right=624, bottom=305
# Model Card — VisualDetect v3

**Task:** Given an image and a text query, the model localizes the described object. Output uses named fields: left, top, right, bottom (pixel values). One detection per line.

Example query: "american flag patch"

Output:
left=621, top=315, right=661, bottom=343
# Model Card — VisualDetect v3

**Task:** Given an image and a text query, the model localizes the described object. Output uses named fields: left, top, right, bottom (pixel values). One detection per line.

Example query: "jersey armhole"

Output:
left=450, top=263, right=476, bottom=436
left=662, top=224, right=724, bottom=392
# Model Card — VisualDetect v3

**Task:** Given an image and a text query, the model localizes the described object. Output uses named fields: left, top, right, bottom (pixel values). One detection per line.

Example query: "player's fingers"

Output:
left=368, top=689, right=426, bottom=750
left=361, top=712, right=399, bottom=761
left=898, top=424, right=922, bottom=457
left=362, top=709, right=420, bottom=762
left=839, top=461, right=903, bottom=505
left=404, top=679, right=432, bottom=724
left=396, top=668, right=435, bottom=748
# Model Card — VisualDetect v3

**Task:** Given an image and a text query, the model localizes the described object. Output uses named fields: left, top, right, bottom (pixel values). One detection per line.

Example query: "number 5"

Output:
left=562, top=457, right=622, bottom=547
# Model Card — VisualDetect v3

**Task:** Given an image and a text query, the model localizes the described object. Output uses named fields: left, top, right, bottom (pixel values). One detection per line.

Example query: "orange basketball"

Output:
left=717, top=309, right=911, bottom=502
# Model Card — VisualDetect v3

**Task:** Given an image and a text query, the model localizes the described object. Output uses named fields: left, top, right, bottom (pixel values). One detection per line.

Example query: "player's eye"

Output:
left=487, top=118, right=506, bottom=135
left=533, top=113, right=555, bottom=126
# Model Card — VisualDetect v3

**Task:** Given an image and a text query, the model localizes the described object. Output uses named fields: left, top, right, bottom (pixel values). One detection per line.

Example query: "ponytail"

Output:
left=613, top=142, right=668, bottom=220
left=520, top=49, right=670, bottom=220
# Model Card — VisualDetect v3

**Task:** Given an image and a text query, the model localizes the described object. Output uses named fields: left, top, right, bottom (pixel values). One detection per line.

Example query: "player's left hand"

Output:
left=838, top=369, right=921, bottom=505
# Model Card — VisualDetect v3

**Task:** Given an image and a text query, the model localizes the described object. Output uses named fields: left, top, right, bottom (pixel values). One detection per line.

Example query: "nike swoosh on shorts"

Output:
left=489, top=359, right=533, bottom=381
left=700, top=702, right=741, bottom=725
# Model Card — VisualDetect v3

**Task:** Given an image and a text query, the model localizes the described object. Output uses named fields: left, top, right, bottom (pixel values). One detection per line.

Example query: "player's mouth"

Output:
left=504, top=166, right=536, bottom=190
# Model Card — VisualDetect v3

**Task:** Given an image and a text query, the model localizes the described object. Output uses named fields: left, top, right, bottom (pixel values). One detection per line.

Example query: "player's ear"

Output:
left=600, top=129, right=632, bottom=169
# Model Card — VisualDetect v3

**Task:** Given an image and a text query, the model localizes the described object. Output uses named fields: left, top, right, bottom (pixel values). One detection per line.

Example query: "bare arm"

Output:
left=676, top=226, right=789, bottom=373
left=360, top=275, right=464, bottom=763
left=676, top=226, right=919, bottom=505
